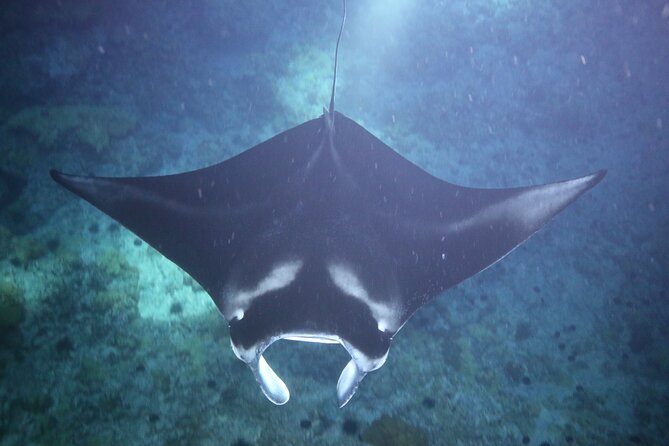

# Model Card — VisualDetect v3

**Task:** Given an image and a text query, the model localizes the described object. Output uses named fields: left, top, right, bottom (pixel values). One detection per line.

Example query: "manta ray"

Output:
left=51, top=2, right=605, bottom=407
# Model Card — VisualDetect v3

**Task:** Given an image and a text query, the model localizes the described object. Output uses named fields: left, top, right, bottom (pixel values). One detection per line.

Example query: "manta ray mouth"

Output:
left=283, top=334, right=340, bottom=344
left=231, top=332, right=388, bottom=407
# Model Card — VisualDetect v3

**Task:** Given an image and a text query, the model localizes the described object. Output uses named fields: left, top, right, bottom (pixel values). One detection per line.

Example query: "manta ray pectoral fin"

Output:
left=251, top=355, right=290, bottom=405
left=337, top=359, right=367, bottom=408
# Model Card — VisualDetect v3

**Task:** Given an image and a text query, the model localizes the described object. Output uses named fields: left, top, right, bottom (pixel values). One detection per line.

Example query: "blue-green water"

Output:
left=0, top=1, right=667, bottom=445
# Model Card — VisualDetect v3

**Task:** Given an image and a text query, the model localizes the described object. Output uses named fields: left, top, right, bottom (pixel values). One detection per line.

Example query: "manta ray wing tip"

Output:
left=49, top=169, right=64, bottom=182
left=591, top=169, right=607, bottom=183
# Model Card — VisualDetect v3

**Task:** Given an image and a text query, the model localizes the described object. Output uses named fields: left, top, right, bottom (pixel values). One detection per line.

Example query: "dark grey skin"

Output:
left=50, top=109, right=605, bottom=406
left=50, top=0, right=605, bottom=408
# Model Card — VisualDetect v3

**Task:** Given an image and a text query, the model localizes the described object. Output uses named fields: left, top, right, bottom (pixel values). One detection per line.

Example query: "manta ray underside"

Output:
left=50, top=0, right=604, bottom=409
left=51, top=110, right=605, bottom=406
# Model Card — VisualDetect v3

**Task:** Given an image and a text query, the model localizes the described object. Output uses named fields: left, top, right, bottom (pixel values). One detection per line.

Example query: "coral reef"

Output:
left=0, top=1, right=666, bottom=445
left=5, top=105, right=136, bottom=153
left=0, top=225, right=13, bottom=260
left=0, top=280, right=25, bottom=331
left=96, top=249, right=137, bottom=278
left=9, top=236, right=47, bottom=268
left=92, top=249, right=140, bottom=321
left=361, top=415, right=429, bottom=446
left=92, top=288, right=139, bottom=321
left=274, top=45, right=334, bottom=123
left=0, top=169, right=26, bottom=210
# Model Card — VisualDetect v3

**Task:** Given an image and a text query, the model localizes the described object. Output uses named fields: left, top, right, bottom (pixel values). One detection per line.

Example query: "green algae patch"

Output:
left=0, top=280, right=25, bottom=330
left=10, top=236, right=48, bottom=268
left=93, top=249, right=140, bottom=322
left=361, top=415, right=429, bottom=446
left=92, top=289, right=139, bottom=321
left=97, top=249, right=137, bottom=278
left=5, top=105, right=136, bottom=152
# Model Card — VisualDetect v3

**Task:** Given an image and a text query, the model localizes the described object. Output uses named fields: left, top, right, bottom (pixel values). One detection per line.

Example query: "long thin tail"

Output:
left=328, top=0, right=347, bottom=120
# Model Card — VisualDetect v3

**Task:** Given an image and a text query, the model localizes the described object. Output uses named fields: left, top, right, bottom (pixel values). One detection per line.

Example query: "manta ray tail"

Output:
left=328, top=0, right=346, bottom=121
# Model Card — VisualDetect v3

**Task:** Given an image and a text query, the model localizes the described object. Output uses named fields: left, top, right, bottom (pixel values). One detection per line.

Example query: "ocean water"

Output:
left=0, top=1, right=667, bottom=445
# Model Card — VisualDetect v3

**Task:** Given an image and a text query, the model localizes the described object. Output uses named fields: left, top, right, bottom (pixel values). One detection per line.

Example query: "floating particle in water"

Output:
left=300, top=419, right=312, bottom=429
left=522, top=376, right=531, bottom=385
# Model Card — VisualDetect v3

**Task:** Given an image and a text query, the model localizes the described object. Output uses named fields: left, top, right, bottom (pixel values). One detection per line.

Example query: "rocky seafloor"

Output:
left=0, top=1, right=667, bottom=445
